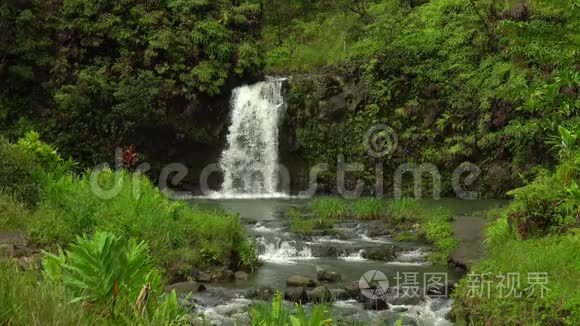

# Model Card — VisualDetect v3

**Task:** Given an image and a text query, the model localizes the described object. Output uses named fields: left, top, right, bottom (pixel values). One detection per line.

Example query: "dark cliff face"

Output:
left=279, top=72, right=370, bottom=195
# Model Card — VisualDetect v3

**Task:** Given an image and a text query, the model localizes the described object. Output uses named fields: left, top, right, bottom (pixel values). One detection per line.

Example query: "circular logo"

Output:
left=359, top=270, right=389, bottom=299
left=364, top=124, right=398, bottom=158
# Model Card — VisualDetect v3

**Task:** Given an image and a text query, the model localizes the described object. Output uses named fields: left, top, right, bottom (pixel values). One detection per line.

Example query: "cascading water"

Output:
left=218, top=77, right=287, bottom=196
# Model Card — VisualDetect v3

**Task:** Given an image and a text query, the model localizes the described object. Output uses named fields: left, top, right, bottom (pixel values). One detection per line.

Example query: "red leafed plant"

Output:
left=123, top=145, right=138, bottom=169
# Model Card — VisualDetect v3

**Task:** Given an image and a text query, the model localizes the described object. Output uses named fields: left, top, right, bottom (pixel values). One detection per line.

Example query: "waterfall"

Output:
left=218, top=77, right=286, bottom=196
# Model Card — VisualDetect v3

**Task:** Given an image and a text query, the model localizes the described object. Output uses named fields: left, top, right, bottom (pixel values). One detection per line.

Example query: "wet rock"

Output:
left=284, top=287, right=307, bottom=302
left=365, top=222, right=390, bottom=237
left=287, top=275, right=319, bottom=288
left=361, top=245, right=397, bottom=261
left=231, top=312, right=251, bottom=325
left=317, top=270, right=342, bottom=283
left=385, top=287, right=424, bottom=306
left=330, top=288, right=351, bottom=301
left=344, top=282, right=361, bottom=299
left=246, top=286, right=276, bottom=301
left=426, top=281, right=456, bottom=297
left=376, top=312, right=419, bottom=326
left=234, top=271, right=249, bottom=282
left=213, top=268, right=234, bottom=282
left=165, top=281, right=206, bottom=294
left=241, top=218, right=258, bottom=225
left=362, top=297, right=389, bottom=310
left=308, top=286, right=332, bottom=303
left=196, top=271, right=212, bottom=282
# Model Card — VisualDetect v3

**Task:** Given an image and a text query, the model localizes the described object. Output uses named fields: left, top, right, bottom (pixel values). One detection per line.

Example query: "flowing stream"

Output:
left=218, top=77, right=287, bottom=197
left=190, top=78, right=507, bottom=325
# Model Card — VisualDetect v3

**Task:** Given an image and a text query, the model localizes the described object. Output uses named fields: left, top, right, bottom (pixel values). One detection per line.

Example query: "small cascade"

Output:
left=258, top=237, right=313, bottom=264
left=218, top=77, right=287, bottom=196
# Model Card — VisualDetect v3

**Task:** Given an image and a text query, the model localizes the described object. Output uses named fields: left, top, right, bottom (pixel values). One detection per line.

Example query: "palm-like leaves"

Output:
left=42, top=231, right=161, bottom=315
left=249, top=291, right=333, bottom=326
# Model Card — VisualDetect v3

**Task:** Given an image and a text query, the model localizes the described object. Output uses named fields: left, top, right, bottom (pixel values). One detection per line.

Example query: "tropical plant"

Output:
left=249, top=291, right=333, bottom=326
left=41, top=231, right=173, bottom=319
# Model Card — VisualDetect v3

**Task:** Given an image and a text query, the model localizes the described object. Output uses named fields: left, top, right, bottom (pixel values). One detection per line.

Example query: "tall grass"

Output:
left=0, top=262, right=90, bottom=325
left=454, top=234, right=580, bottom=325
left=0, top=193, right=32, bottom=230
left=310, top=197, right=349, bottom=219
left=386, top=198, right=423, bottom=222
left=27, top=170, right=256, bottom=276
left=351, top=198, right=387, bottom=220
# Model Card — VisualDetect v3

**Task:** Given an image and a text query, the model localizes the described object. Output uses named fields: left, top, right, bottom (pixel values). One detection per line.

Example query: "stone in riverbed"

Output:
left=196, top=271, right=212, bottom=282
left=362, top=297, right=389, bottom=310
left=246, top=286, right=276, bottom=301
left=284, top=287, right=308, bottom=302
left=317, top=270, right=342, bottom=283
left=165, top=281, right=206, bottom=294
left=361, top=245, right=397, bottom=261
left=308, top=286, right=333, bottom=303
left=287, top=275, right=319, bottom=287
left=344, top=282, right=361, bottom=299
left=384, top=287, right=424, bottom=306
left=330, top=288, right=351, bottom=301
left=234, top=271, right=249, bottom=281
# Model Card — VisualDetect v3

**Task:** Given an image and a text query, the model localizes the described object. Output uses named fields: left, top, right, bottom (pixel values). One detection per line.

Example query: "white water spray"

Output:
left=219, top=77, right=287, bottom=196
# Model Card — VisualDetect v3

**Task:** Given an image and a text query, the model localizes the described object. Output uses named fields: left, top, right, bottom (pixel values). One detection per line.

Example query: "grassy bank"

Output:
left=452, top=130, right=580, bottom=324
left=0, top=133, right=257, bottom=324
left=289, top=197, right=458, bottom=264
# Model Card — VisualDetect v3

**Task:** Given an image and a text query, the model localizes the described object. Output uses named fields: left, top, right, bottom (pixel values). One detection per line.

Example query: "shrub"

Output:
left=16, top=131, right=77, bottom=182
left=42, top=231, right=164, bottom=312
left=0, top=137, right=42, bottom=206
left=506, top=156, right=579, bottom=239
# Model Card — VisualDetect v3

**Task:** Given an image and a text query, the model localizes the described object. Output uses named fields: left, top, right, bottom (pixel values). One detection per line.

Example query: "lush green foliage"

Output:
left=0, top=262, right=91, bottom=325
left=453, top=128, right=580, bottom=324
left=423, top=208, right=458, bottom=264
left=249, top=291, right=333, bottom=326
left=269, top=0, right=579, bottom=197
left=0, top=192, right=32, bottom=231
left=0, top=137, right=42, bottom=206
left=0, top=0, right=263, bottom=165
left=0, top=135, right=257, bottom=280
left=42, top=231, right=181, bottom=323
left=28, top=169, right=256, bottom=276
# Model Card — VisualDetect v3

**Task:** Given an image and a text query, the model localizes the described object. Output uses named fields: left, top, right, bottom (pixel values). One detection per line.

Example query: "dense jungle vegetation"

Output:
left=0, top=0, right=579, bottom=324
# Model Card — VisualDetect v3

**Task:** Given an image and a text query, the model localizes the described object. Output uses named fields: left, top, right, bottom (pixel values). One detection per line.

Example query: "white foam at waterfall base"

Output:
left=219, top=77, right=287, bottom=196
left=258, top=237, right=314, bottom=264
left=339, top=249, right=368, bottom=262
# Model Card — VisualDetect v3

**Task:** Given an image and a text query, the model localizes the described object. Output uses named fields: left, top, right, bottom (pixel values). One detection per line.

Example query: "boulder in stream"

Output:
left=234, top=271, right=249, bottom=281
left=247, top=286, right=276, bottom=301
left=317, top=269, right=342, bottom=283
left=284, top=287, right=308, bottom=302
left=361, top=245, right=397, bottom=261
left=165, top=281, right=206, bottom=294
left=308, top=286, right=333, bottom=303
left=287, top=275, right=319, bottom=287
